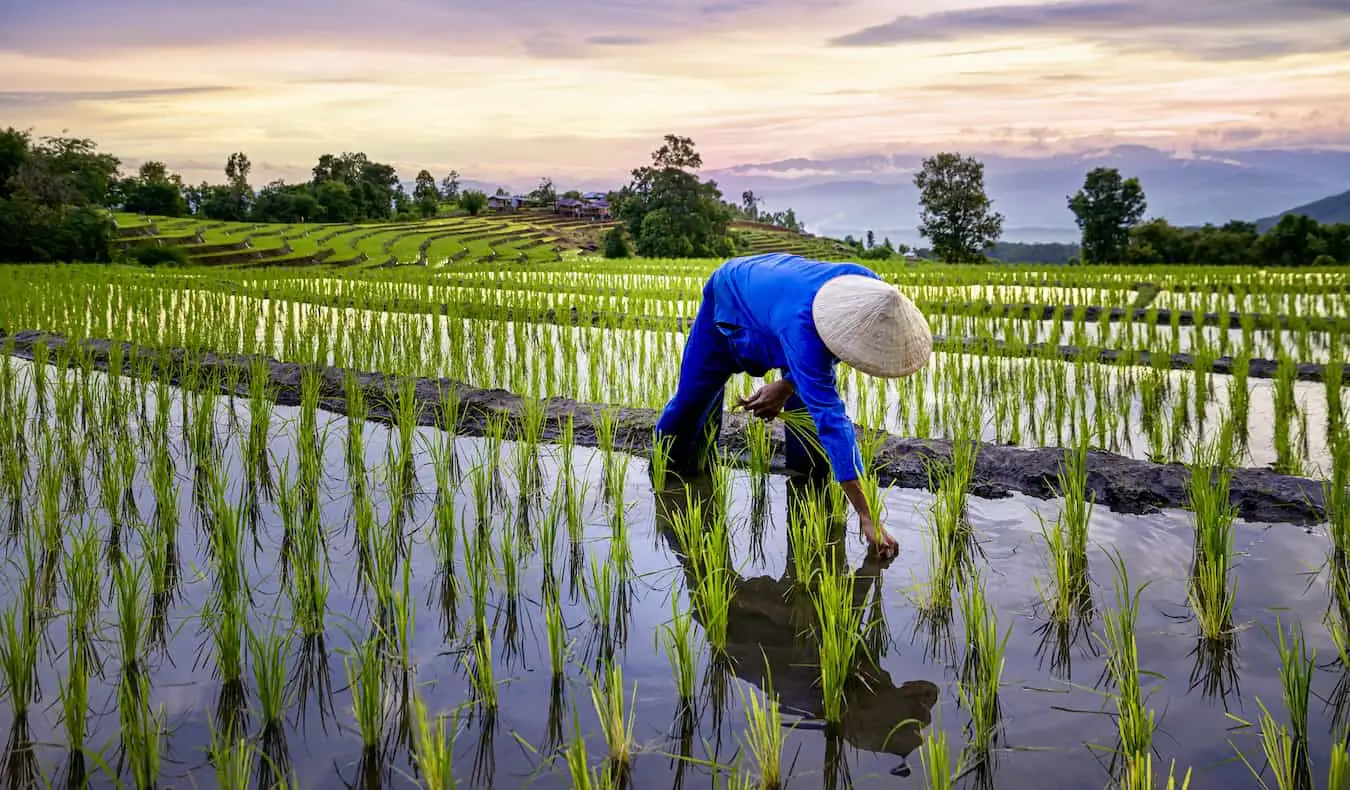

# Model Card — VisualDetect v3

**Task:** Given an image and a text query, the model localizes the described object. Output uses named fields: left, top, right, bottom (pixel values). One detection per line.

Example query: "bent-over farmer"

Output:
left=654, top=252, right=932, bottom=558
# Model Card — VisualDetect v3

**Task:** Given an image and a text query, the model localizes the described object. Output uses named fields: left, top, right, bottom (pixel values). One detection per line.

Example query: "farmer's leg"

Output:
left=655, top=278, right=735, bottom=476
left=781, top=391, right=831, bottom=482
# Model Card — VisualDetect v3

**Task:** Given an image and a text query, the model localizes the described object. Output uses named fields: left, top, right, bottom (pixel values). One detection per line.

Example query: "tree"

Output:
left=741, top=190, right=760, bottom=220
left=613, top=135, right=735, bottom=258
left=603, top=226, right=631, bottom=258
left=440, top=170, right=461, bottom=201
left=413, top=169, right=440, bottom=218
left=529, top=177, right=556, bottom=206
left=1067, top=167, right=1147, bottom=264
left=459, top=190, right=487, bottom=216
left=0, top=128, right=116, bottom=263
left=913, top=152, right=1004, bottom=263
left=866, top=229, right=874, bottom=249
left=120, top=160, right=188, bottom=216
left=223, top=152, right=253, bottom=220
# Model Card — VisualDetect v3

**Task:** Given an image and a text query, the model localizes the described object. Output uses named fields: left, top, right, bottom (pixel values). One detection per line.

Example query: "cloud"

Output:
left=0, top=86, right=235, bottom=108
left=829, top=0, right=1350, bottom=60
left=585, top=34, right=650, bottom=46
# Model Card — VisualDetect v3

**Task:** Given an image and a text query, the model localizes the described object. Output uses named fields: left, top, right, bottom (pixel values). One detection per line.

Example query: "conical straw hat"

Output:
left=811, top=275, right=932, bottom=378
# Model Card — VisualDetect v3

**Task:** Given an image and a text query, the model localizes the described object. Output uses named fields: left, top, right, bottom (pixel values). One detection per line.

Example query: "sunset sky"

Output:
left=3, top=0, right=1349, bottom=188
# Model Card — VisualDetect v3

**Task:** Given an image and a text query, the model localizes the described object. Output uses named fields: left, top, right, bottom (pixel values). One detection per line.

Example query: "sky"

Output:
left=3, top=0, right=1349, bottom=189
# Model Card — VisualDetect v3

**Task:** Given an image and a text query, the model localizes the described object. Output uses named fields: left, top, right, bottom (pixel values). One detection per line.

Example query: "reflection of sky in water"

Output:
left=0, top=360, right=1343, bottom=789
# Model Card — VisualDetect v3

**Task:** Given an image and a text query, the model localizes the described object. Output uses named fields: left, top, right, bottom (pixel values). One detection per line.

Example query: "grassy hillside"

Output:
left=1256, top=188, right=1350, bottom=233
left=108, top=211, right=855, bottom=268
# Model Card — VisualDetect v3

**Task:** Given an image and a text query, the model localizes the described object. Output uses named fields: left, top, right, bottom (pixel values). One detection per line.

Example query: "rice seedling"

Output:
left=463, top=629, right=499, bottom=711
left=345, top=636, right=390, bottom=753
left=668, top=491, right=736, bottom=654
left=1186, top=419, right=1239, bottom=643
left=744, top=416, right=772, bottom=476
left=810, top=566, right=869, bottom=727
left=409, top=690, right=462, bottom=790
left=1228, top=619, right=1321, bottom=790
left=737, top=668, right=784, bottom=790
left=589, top=659, right=639, bottom=771
left=917, top=712, right=958, bottom=790
left=956, top=569, right=1010, bottom=760
left=659, top=596, right=699, bottom=706
left=248, top=618, right=294, bottom=734
left=1327, top=428, right=1350, bottom=563
left=1095, top=549, right=1156, bottom=784
left=0, top=561, right=39, bottom=719
left=114, top=553, right=152, bottom=683
left=543, top=581, right=573, bottom=677
left=1034, top=426, right=1095, bottom=625
left=650, top=432, right=673, bottom=489
left=118, top=670, right=165, bottom=790
left=208, top=712, right=257, bottom=790
left=58, top=630, right=90, bottom=757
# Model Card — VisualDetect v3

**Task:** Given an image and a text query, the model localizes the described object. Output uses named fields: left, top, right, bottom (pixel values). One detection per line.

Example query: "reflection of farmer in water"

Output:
left=654, top=253, right=933, bottom=559
left=653, top=472, right=940, bottom=775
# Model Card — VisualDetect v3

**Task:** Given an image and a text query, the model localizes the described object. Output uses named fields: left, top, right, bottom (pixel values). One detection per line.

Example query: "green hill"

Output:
left=1255, top=188, right=1350, bottom=233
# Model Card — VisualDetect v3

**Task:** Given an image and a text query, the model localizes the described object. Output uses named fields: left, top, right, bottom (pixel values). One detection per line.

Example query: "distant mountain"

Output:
left=1255, top=188, right=1350, bottom=233
left=706, top=145, right=1350, bottom=245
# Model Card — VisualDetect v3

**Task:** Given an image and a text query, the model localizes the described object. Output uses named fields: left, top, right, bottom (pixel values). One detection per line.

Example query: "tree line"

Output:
left=4, top=124, right=1345, bottom=267
left=910, top=151, right=1350, bottom=266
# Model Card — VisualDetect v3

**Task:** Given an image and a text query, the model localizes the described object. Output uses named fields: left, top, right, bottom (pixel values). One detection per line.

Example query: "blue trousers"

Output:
left=654, top=279, right=828, bottom=480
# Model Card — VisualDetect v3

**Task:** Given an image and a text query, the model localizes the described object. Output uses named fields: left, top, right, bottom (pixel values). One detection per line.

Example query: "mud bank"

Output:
left=931, top=301, right=1350, bottom=334
left=1, top=329, right=1330, bottom=526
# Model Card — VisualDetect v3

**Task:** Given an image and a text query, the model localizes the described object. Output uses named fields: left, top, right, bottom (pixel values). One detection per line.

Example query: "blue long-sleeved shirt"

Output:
left=708, top=253, right=880, bottom=483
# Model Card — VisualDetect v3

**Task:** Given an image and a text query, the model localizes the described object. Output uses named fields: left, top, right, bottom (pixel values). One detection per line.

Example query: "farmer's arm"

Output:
left=782, top=324, right=898, bottom=555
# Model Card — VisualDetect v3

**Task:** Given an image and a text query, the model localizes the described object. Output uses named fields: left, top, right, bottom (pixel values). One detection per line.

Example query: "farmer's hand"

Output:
left=860, top=515, right=899, bottom=559
left=737, top=379, right=793, bottom=420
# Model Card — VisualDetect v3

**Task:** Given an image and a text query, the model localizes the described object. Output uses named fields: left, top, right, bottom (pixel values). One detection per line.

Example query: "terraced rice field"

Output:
left=0, top=249, right=1348, bottom=789
left=109, top=213, right=850, bottom=270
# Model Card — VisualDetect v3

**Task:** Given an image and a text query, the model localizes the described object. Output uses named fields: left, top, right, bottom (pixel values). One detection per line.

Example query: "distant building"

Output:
left=486, top=195, right=530, bottom=211
left=554, top=194, right=612, bottom=220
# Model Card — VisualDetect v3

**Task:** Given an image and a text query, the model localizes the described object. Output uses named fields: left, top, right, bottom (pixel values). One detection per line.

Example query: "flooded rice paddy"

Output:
left=0, top=358, right=1346, bottom=789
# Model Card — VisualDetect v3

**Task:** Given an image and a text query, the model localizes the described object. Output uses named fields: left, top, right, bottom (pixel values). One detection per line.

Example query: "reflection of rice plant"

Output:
left=1186, top=421, right=1239, bottom=643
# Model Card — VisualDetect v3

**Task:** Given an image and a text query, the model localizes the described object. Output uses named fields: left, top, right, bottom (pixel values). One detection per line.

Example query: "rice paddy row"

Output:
left=2, top=262, right=1346, bottom=476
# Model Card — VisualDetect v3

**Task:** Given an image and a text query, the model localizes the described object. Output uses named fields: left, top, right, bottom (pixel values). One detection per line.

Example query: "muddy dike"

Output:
left=2, top=329, right=1329, bottom=526
left=930, top=301, right=1350, bottom=334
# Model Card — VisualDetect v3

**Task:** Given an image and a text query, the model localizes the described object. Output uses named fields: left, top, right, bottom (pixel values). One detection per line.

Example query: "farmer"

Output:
left=654, top=252, right=932, bottom=558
